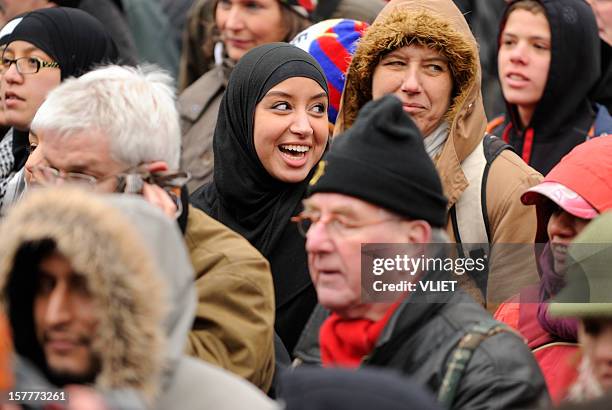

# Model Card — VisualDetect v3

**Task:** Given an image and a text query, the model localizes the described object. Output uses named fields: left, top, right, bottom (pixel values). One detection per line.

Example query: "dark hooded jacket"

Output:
left=0, top=188, right=279, bottom=410
left=191, top=43, right=329, bottom=355
left=489, top=0, right=611, bottom=175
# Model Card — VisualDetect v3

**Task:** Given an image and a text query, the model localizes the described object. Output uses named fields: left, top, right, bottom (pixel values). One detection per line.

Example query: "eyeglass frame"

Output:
left=31, top=164, right=191, bottom=217
left=291, top=210, right=402, bottom=239
left=0, top=55, right=60, bottom=75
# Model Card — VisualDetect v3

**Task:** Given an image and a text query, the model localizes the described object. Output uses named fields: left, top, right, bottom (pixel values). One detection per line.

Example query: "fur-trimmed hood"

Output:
left=335, top=0, right=487, bottom=207
left=0, top=188, right=197, bottom=402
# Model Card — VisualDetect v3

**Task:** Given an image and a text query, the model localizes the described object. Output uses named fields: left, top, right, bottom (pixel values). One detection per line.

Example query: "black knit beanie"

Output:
left=307, top=95, right=448, bottom=227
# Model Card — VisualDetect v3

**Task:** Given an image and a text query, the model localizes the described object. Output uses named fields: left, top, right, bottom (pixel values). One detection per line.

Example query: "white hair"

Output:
left=31, top=64, right=180, bottom=169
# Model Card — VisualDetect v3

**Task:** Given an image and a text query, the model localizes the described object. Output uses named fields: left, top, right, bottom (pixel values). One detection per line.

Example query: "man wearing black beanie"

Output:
left=292, top=95, right=549, bottom=409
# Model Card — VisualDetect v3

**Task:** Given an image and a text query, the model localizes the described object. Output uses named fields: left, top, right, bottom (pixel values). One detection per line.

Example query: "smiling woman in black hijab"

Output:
left=191, top=43, right=329, bottom=353
left=0, top=7, right=118, bottom=208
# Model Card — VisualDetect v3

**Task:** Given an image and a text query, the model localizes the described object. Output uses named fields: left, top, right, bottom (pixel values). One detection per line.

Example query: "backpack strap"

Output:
left=437, top=319, right=509, bottom=408
left=481, top=134, right=514, bottom=240
left=452, top=135, right=512, bottom=303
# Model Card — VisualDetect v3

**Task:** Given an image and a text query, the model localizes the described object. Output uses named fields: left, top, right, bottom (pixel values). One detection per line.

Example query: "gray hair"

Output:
left=31, top=65, right=180, bottom=169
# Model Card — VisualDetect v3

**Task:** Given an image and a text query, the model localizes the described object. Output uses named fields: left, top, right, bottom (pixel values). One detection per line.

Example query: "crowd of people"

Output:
left=0, top=0, right=611, bottom=409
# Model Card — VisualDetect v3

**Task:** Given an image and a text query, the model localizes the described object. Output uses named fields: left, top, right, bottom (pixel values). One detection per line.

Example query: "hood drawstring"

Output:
left=503, top=124, right=596, bottom=167
left=502, top=123, right=534, bottom=165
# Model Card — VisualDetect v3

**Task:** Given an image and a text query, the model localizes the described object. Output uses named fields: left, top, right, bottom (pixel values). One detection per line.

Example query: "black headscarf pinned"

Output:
left=1, top=7, right=118, bottom=80
left=0, top=7, right=119, bottom=172
left=191, top=43, right=328, bottom=351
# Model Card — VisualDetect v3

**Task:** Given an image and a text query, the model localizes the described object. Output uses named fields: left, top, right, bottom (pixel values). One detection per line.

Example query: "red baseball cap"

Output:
left=522, top=182, right=598, bottom=220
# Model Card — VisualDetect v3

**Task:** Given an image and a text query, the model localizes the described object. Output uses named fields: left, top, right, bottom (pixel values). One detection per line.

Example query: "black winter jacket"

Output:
left=365, top=290, right=550, bottom=409
left=294, top=284, right=550, bottom=409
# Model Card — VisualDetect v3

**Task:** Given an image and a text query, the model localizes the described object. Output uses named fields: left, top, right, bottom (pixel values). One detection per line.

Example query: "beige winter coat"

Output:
left=335, top=0, right=543, bottom=305
left=179, top=65, right=227, bottom=193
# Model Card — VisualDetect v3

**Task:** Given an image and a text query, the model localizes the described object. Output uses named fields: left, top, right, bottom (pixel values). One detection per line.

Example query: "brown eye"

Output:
left=311, top=103, right=326, bottom=114
left=36, top=274, right=56, bottom=296
left=26, top=57, right=40, bottom=71
left=272, top=102, right=290, bottom=111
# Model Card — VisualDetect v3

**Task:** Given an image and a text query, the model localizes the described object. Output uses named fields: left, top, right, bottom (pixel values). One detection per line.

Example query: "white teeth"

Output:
left=509, top=74, right=527, bottom=80
left=280, top=144, right=310, bottom=153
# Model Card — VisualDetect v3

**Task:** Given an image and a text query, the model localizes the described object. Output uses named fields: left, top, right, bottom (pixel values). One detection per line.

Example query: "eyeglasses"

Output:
left=291, top=211, right=400, bottom=238
left=31, top=165, right=191, bottom=216
left=0, top=56, right=60, bottom=75
left=31, top=166, right=98, bottom=186
left=32, top=165, right=190, bottom=191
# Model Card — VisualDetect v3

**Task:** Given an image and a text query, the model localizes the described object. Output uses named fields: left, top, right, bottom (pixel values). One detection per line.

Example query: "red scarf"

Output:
left=320, top=303, right=400, bottom=367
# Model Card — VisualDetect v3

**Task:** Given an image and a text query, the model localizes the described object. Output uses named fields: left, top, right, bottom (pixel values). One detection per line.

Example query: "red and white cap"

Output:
left=521, top=181, right=598, bottom=220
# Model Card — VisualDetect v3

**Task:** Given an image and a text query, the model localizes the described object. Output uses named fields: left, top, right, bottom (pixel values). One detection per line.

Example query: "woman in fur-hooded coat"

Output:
left=334, top=0, right=543, bottom=306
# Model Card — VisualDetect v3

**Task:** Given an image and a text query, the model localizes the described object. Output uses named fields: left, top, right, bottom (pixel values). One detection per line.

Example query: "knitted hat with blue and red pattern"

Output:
left=280, top=0, right=318, bottom=20
left=291, top=18, right=369, bottom=124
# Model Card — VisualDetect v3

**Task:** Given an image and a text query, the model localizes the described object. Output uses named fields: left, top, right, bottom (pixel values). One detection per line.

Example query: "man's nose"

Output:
left=548, top=211, right=575, bottom=240
left=508, top=42, right=529, bottom=64
left=305, top=219, right=333, bottom=254
left=45, top=285, right=72, bottom=328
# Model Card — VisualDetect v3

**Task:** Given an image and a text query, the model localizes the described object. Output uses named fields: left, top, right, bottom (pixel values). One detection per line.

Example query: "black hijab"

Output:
left=1, top=7, right=118, bottom=80
left=191, top=43, right=328, bottom=351
left=0, top=7, right=118, bottom=172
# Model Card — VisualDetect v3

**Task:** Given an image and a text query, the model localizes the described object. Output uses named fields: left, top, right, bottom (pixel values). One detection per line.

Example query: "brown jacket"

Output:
left=184, top=205, right=275, bottom=392
left=178, top=66, right=227, bottom=193
left=335, top=0, right=542, bottom=305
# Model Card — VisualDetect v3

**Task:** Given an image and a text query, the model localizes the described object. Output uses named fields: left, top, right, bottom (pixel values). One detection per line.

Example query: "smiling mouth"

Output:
left=278, top=144, right=310, bottom=158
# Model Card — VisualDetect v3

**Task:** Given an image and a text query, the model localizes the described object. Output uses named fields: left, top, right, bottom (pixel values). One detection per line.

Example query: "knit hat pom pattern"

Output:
left=292, top=18, right=369, bottom=124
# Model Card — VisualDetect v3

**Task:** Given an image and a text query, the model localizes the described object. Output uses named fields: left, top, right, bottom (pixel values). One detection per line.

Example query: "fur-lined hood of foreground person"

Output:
left=0, top=188, right=278, bottom=410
